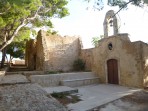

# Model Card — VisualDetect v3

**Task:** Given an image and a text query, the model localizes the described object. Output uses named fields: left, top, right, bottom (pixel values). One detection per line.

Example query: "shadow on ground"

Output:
left=89, top=90, right=148, bottom=111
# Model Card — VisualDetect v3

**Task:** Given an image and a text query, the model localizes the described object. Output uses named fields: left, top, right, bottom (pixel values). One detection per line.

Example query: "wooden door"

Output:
left=107, top=59, right=119, bottom=84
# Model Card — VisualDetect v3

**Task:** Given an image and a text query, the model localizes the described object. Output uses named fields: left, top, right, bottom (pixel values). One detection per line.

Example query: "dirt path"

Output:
left=89, top=90, right=148, bottom=111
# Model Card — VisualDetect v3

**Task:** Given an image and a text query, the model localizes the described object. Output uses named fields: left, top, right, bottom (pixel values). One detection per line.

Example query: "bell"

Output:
left=109, top=19, right=113, bottom=27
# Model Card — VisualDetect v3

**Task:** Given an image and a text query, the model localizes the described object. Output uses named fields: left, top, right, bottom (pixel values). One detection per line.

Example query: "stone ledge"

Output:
left=30, top=72, right=99, bottom=87
left=61, top=77, right=100, bottom=87
left=62, top=77, right=99, bottom=82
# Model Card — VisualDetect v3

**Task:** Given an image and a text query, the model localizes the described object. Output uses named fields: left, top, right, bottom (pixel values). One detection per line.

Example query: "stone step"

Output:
left=0, top=74, right=30, bottom=85
left=30, top=72, right=99, bottom=87
left=61, top=77, right=99, bottom=87
left=8, top=65, right=29, bottom=72
left=6, top=72, right=24, bottom=75
left=43, top=86, right=78, bottom=95
left=5, top=71, right=44, bottom=76
left=9, top=69, right=29, bottom=72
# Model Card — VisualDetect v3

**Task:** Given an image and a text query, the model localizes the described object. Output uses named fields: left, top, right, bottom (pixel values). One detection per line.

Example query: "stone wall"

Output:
left=35, top=30, right=81, bottom=72
left=36, top=31, right=45, bottom=71
left=30, top=72, right=97, bottom=87
left=80, top=48, right=94, bottom=71
left=92, top=34, right=147, bottom=88
left=143, top=43, right=148, bottom=87
left=25, top=39, right=36, bottom=70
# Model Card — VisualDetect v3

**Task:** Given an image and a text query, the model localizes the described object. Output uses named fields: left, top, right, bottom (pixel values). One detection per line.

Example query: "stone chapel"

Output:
left=92, top=10, right=148, bottom=88
left=25, top=10, right=148, bottom=88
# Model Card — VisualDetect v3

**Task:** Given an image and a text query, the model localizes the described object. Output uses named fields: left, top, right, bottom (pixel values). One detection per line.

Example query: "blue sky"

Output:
left=51, top=0, right=148, bottom=48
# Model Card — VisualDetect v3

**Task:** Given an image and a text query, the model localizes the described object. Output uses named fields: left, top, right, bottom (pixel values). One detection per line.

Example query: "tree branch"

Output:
left=0, top=6, right=11, bottom=15
left=27, top=6, right=42, bottom=20
left=111, top=0, right=134, bottom=18
left=0, top=19, right=26, bottom=51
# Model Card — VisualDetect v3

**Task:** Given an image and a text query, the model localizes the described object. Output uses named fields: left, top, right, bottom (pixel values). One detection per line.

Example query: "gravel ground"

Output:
left=0, top=83, right=68, bottom=111
left=89, top=90, right=148, bottom=111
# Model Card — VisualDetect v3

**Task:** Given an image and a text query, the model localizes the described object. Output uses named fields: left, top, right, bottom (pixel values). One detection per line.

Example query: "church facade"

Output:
left=92, top=10, right=148, bottom=88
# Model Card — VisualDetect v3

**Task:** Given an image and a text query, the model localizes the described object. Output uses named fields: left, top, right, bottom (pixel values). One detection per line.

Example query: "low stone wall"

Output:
left=23, top=71, right=44, bottom=76
left=30, top=72, right=97, bottom=87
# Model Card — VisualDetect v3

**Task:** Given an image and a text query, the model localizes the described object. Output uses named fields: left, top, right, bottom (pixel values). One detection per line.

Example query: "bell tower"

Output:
left=103, top=10, right=119, bottom=38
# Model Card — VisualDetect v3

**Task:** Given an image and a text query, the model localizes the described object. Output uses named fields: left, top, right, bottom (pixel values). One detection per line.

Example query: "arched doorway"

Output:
left=107, top=59, right=119, bottom=84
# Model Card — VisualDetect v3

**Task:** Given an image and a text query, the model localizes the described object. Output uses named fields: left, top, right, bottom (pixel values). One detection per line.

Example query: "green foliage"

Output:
left=108, top=0, right=127, bottom=8
left=91, top=35, right=103, bottom=47
left=0, top=0, right=69, bottom=50
left=51, top=92, right=66, bottom=98
left=6, top=27, right=31, bottom=59
left=107, top=0, right=145, bottom=8
left=86, top=0, right=147, bottom=10
left=47, top=71, right=58, bottom=74
left=14, top=27, right=31, bottom=42
left=46, top=70, right=64, bottom=74
left=50, top=91, right=81, bottom=104
left=47, top=29, right=58, bottom=35
left=73, top=59, right=85, bottom=71
left=6, top=41, right=26, bottom=59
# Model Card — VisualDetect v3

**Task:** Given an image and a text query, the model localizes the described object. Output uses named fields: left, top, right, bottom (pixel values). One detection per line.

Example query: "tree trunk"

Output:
left=1, top=48, right=6, bottom=68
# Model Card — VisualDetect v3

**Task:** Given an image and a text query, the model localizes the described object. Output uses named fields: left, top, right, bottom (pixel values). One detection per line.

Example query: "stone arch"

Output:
left=103, top=10, right=119, bottom=38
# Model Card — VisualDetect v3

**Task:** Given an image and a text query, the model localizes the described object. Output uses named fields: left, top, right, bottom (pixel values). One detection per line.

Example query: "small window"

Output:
left=108, top=43, right=113, bottom=50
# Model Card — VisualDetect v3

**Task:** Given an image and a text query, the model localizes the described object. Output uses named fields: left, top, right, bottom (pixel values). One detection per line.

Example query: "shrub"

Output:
left=73, top=59, right=85, bottom=71
left=51, top=92, right=66, bottom=98
left=47, top=71, right=58, bottom=74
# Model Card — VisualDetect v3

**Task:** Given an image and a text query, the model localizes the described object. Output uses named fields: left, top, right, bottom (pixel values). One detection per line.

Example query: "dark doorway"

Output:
left=107, top=59, right=119, bottom=84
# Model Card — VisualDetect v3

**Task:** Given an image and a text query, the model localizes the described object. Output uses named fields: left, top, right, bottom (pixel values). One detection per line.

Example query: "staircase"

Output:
left=6, top=65, right=29, bottom=75
left=30, top=72, right=99, bottom=87
left=9, top=65, right=29, bottom=72
left=60, top=77, right=99, bottom=87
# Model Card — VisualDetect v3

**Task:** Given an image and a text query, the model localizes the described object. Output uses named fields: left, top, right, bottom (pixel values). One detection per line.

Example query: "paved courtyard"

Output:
left=0, top=74, right=143, bottom=111
left=67, top=84, right=141, bottom=111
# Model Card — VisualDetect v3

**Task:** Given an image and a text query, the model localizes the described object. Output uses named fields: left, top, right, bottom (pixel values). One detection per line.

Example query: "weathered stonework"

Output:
left=25, top=39, right=37, bottom=70
left=90, top=10, right=148, bottom=88
left=143, top=43, right=148, bottom=87
left=92, top=34, right=148, bottom=88
left=36, top=31, right=45, bottom=71
left=103, top=10, right=119, bottom=38
left=26, top=30, right=81, bottom=72
left=80, top=48, right=94, bottom=71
